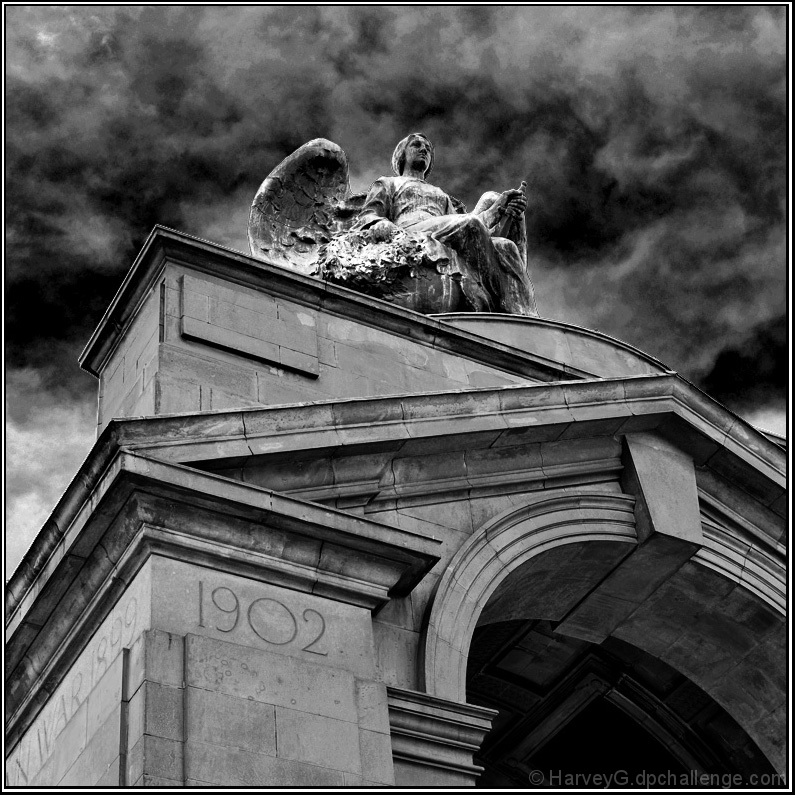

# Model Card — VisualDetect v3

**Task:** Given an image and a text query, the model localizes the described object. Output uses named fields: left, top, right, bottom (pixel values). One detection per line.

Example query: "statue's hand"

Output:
left=369, top=219, right=400, bottom=243
left=497, top=182, right=528, bottom=219
left=493, top=181, right=527, bottom=220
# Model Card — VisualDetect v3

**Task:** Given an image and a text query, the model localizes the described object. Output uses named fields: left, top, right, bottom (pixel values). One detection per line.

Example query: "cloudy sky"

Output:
left=5, top=6, right=789, bottom=576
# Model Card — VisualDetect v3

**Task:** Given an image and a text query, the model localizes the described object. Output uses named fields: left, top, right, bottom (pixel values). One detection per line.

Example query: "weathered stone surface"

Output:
left=185, top=740, right=345, bottom=787
left=185, top=633, right=359, bottom=723
left=186, top=687, right=276, bottom=754
left=59, top=705, right=121, bottom=786
left=275, top=707, right=361, bottom=773
left=7, top=227, right=787, bottom=786
left=127, top=735, right=183, bottom=782
left=6, top=568, right=150, bottom=780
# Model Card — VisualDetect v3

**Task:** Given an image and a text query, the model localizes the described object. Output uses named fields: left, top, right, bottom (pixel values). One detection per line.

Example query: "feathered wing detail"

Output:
left=248, top=138, right=362, bottom=275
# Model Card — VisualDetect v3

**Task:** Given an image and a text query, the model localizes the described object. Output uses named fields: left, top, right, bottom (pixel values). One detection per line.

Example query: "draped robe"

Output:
left=352, top=176, right=538, bottom=316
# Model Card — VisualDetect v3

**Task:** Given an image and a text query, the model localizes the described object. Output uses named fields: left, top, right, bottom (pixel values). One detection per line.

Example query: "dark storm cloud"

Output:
left=4, top=5, right=788, bottom=575
left=6, top=5, right=787, bottom=419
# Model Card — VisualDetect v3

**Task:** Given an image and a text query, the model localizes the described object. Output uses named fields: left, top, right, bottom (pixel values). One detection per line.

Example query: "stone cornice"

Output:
left=387, top=686, right=497, bottom=780
left=110, top=373, right=785, bottom=499
left=6, top=452, right=441, bottom=694
left=78, top=225, right=584, bottom=382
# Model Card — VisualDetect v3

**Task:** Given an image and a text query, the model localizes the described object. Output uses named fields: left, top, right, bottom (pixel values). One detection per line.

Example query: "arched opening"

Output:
left=466, top=619, right=775, bottom=787
left=422, top=491, right=785, bottom=781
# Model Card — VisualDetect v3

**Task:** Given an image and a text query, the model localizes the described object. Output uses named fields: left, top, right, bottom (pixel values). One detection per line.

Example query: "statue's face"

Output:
left=404, top=135, right=432, bottom=175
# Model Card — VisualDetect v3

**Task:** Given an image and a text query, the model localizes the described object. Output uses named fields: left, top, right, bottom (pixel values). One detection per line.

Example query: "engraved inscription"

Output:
left=7, top=595, right=140, bottom=786
left=211, top=587, right=240, bottom=633
left=248, top=598, right=297, bottom=646
left=197, top=580, right=328, bottom=656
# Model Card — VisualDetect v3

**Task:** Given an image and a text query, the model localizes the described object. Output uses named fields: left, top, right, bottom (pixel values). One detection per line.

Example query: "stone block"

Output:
left=241, top=400, right=335, bottom=435
left=256, top=371, right=329, bottom=405
left=466, top=367, right=524, bottom=388
left=142, top=682, right=184, bottom=742
left=182, top=316, right=282, bottom=369
left=60, top=705, right=121, bottom=785
left=275, top=706, right=361, bottom=773
left=182, top=272, right=278, bottom=317
left=185, top=634, right=358, bottom=723
left=359, top=728, right=394, bottom=784
left=208, top=297, right=318, bottom=357
left=29, top=701, right=88, bottom=786
left=623, top=432, right=703, bottom=546
left=276, top=299, right=318, bottom=329
left=206, top=386, right=261, bottom=411
left=398, top=497, right=475, bottom=535
left=355, top=680, right=391, bottom=734
left=96, top=756, right=121, bottom=786
left=182, top=286, right=209, bottom=321
left=317, top=336, right=337, bottom=366
left=155, top=374, right=201, bottom=414
left=86, top=653, right=123, bottom=739
left=184, top=740, right=345, bottom=786
left=372, top=623, right=420, bottom=690
left=315, top=362, right=372, bottom=399
left=751, top=703, right=786, bottom=775
left=159, top=344, right=259, bottom=401
left=131, top=629, right=184, bottom=694
left=185, top=686, right=276, bottom=754
left=333, top=341, right=410, bottom=387
left=127, top=735, right=183, bottom=783
left=126, top=682, right=145, bottom=751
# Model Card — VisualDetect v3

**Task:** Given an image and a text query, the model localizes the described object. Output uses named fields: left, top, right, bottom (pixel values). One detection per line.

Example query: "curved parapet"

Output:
left=435, top=313, right=672, bottom=379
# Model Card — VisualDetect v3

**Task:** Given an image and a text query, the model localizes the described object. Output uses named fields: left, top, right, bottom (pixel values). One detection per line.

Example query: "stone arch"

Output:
left=420, top=489, right=786, bottom=773
left=421, top=491, right=638, bottom=701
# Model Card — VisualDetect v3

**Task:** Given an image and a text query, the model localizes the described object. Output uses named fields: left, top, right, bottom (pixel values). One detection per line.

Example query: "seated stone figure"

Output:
left=247, top=135, right=538, bottom=316
left=348, top=133, right=537, bottom=315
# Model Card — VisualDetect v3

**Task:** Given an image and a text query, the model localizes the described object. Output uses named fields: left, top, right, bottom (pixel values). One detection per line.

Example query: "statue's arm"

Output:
left=353, top=178, right=394, bottom=230
left=476, top=181, right=527, bottom=230
left=352, top=178, right=403, bottom=242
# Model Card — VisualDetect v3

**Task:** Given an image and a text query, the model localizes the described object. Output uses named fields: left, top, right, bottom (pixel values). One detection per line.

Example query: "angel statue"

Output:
left=248, top=134, right=538, bottom=316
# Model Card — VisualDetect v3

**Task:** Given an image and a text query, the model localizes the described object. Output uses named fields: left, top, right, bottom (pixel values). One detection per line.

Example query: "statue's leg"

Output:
left=404, top=215, right=496, bottom=313
left=426, top=215, right=537, bottom=316
left=473, top=191, right=529, bottom=269
left=492, top=238, right=539, bottom=316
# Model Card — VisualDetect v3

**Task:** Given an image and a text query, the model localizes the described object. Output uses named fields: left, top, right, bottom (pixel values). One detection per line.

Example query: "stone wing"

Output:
left=248, top=138, right=360, bottom=275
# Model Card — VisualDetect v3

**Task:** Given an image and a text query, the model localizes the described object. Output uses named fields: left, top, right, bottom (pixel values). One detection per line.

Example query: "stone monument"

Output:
left=248, top=135, right=537, bottom=315
left=5, top=136, right=786, bottom=787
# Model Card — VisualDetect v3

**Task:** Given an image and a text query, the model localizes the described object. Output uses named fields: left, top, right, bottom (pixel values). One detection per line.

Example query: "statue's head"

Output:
left=392, top=133, right=434, bottom=178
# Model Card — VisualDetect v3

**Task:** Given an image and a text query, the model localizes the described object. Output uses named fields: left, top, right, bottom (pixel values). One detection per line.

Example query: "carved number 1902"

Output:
left=197, top=581, right=328, bottom=656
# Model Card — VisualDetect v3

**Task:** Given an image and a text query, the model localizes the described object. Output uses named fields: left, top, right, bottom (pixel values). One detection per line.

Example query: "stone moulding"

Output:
left=696, top=519, right=785, bottom=613
left=387, top=686, right=497, bottom=782
left=5, top=451, right=441, bottom=750
left=93, top=373, right=785, bottom=508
